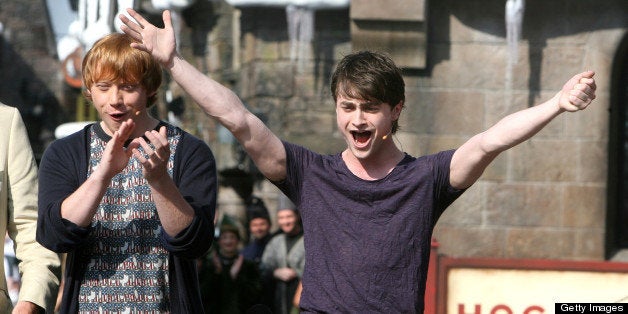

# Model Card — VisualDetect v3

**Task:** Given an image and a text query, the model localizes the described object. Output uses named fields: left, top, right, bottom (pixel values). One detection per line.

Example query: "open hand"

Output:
left=119, top=8, right=177, bottom=68
left=131, top=126, right=170, bottom=184
left=274, top=267, right=298, bottom=282
left=99, top=119, right=136, bottom=179
left=230, top=255, right=244, bottom=279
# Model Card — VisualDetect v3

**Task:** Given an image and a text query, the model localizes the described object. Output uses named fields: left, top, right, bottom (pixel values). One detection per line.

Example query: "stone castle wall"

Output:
left=1, top=0, right=626, bottom=260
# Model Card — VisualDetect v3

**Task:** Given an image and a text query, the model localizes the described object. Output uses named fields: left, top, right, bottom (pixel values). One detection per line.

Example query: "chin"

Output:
left=349, top=145, right=373, bottom=159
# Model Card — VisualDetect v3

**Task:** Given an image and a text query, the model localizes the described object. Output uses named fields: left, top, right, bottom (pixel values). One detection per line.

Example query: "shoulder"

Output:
left=267, top=233, right=285, bottom=245
left=402, top=150, right=455, bottom=169
left=42, top=125, right=92, bottom=162
left=0, top=105, right=21, bottom=134
left=0, top=106, right=19, bottom=143
left=283, top=141, right=339, bottom=168
left=48, top=126, right=90, bottom=150
left=0, top=104, right=17, bottom=120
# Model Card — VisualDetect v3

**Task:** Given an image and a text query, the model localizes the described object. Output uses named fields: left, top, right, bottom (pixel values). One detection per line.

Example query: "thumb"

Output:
left=162, top=10, right=173, bottom=30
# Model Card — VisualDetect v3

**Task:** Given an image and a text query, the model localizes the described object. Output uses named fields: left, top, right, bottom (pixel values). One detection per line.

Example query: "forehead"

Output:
left=336, top=94, right=383, bottom=107
left=277, top=210, right=297, bottom=218
left=250, top=218, right=269, bottom=225
left=219, top=230, right=239, bottom=238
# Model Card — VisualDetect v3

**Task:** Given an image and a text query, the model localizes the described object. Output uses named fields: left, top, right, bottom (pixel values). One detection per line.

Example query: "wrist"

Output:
left=165, top=53, right=182, bottom=72
left=90, top=168, right=115, bottom=185
left=147, top=174, right=173, bottom=190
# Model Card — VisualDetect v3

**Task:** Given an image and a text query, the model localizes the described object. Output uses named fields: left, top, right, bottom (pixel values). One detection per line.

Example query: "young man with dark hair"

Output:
left=119, top=9, right=596, bottom=313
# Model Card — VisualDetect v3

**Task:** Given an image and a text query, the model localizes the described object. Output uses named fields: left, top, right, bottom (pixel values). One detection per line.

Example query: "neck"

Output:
left=131, top=114, right=160, bottom=138
left=342, top=146, right=404, bottom=180
left=220, top=250, right=238, bottom=259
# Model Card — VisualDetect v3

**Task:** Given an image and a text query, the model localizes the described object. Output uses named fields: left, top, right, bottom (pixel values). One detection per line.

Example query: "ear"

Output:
left=391, top=101, right=403, bottom=120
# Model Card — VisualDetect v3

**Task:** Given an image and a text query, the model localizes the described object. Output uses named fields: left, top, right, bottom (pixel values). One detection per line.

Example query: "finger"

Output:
left=111, top=123, right=131, bottom=149
left=575, top=82, right=596, bottom=101
left=126, top=8, right=149, bottom=29
left=152, top=127, right=170, bottom=147
left=145, top=129, right=170, bottom=155
left=143, top=131, right=163, bottom=154
left=580, top=70, right=595, bottom=79
left=119, top=14, right=142, bottom=35
left=159, top=125, right=167, bottom=137
left=580, top=77, right=597, bottom=93
left=568, top=92, right=591, bottom=109
left=573, top=83, right=593, bottom=96
left=132, top=148, right=148, bottom=163
left=126, top=140, right=140, bottom=156
left=162, top=10, right=173, bottom=30
left=119, top=25, right=145, bottom=48
left=109, top=130, right=124, bottom=150
left=135, top=136, right=155, bottom=159
left=119, top=119, right=136, bottom=137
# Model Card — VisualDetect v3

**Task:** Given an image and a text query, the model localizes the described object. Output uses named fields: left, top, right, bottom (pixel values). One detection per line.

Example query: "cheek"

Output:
left=127, top=92, right=146, bottom=104
left=336, top=113, right=350, bottom=128
left=89, top=90, right=105, bottom=102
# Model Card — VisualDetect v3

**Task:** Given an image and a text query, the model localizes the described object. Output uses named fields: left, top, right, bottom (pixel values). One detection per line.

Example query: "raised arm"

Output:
left=450, top=71, right=596, bottom=189
left=119, top=9, right=287, bottom=182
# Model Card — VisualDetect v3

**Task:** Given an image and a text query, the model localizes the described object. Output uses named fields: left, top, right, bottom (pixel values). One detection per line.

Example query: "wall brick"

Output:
left=2, top=0, right=624, bottom=263
left=504, top=228, right=573, bottom=259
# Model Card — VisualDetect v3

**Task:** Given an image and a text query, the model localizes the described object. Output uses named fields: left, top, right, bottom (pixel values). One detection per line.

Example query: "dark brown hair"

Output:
left=330, top=51, right=405, bottom=133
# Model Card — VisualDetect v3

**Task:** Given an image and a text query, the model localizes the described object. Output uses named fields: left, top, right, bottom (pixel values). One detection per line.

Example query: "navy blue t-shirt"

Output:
left=274, top=142, right=465, bottom=313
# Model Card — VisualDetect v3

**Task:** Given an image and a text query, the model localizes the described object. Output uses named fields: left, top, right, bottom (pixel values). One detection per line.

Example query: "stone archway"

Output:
left=607, top=32, right=628, bottom=260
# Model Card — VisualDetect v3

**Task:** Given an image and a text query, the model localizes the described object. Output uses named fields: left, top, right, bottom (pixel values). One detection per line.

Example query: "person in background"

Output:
left=119, top=9, right=597, bottom=313
left=36, top=33, right=217, bottom=313
left=260, top=196, right=304, bottom=314
left=198, top=223, right=262, bottom=313
left=241, top=197, right=273, bottom=266
left=240, top=197, right=274, bottom=309
left=0, top=103, right=61, bottom=313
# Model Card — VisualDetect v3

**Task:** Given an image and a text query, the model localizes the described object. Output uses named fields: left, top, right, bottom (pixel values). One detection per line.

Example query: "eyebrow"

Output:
left=340, top=99, right=381, bottom=106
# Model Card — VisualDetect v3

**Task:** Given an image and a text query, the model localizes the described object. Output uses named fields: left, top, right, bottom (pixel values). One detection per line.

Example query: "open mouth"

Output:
left=110, top=112, right=127, bottom=120
left=351, top=130, right=372, bottom=145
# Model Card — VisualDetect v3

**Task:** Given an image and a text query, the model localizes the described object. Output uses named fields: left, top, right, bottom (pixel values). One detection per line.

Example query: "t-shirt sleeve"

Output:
left=270, top=141, right=311, bottom=208
left=432, top=149, right=466, bottom=217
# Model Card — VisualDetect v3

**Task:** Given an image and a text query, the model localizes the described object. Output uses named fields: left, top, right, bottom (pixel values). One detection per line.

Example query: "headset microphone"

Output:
left=382, top=131, right=392, bottom=140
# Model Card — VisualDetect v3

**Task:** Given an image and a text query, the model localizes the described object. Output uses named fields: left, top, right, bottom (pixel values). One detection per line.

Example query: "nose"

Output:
left=351, top=109, right=366, bottom=126
left=108, top=86, right=123, bottom=106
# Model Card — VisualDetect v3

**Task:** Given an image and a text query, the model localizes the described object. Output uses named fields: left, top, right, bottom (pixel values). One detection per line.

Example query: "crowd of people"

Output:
left=198, top=195, right=304, bottom=313
left=1, top=5, right=596, bottom=314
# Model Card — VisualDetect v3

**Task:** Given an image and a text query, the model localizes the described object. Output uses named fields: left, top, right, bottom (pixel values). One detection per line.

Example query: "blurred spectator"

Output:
left=242, top=197, right=272, bottom=265
left=260, top=196, right=304, bottom=314
left=199, top=223, right=262, bottom=313
left=242, top=197, right=274, bottom=309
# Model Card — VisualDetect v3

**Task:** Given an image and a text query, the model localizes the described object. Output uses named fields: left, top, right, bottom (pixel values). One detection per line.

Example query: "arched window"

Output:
left=607, top=33, right=628, bottom=259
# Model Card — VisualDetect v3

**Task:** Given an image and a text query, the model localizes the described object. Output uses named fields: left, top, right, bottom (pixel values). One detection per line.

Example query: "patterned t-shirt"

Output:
left=78, top=124, right=180, bottom=313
